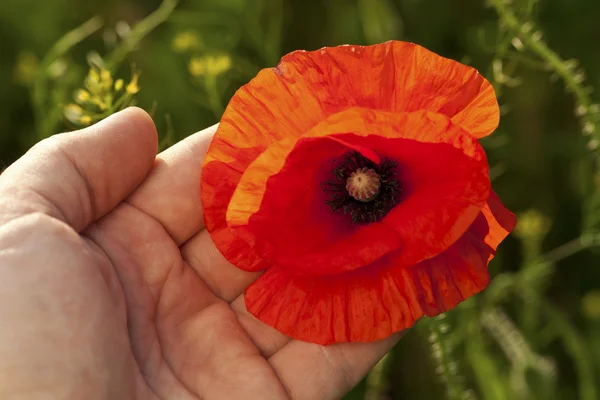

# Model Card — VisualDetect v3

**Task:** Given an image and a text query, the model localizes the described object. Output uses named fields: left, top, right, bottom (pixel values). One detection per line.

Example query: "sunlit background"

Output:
left=1, top=0, right=600, bottom=399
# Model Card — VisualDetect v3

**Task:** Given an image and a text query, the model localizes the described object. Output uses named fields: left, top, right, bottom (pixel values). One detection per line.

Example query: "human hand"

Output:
left=0, top=108, right=401, bottom=400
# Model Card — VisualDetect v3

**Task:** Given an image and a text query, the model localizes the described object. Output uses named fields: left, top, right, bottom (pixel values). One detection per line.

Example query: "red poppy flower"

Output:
left=201, top=41, right=516, bottom=345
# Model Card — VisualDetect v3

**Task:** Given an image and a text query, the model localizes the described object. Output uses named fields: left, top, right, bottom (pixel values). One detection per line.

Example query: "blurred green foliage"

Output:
left=1, top=0, right=600, bottom=399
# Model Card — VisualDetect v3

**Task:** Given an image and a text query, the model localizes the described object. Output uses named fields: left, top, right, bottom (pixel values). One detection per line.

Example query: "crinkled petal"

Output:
left=202, top=41, right=498, bottom=271
left=245, top=202, right=515, bottom=344
left=226, top=109, right=489, bottom=275
left=202, top=160, right=268, bottom=271
left=281, top=41, right=499, bottom=137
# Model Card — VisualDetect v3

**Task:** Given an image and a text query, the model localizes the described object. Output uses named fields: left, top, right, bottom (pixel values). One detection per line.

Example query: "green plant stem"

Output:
left=487, top=30, right=513, bottom=97
left=465, top=323, right=508, bottom=400
left=158, top=114, right=175, bottom=151
left=105, top=0, right=179, bottom=70
left=490, top=0, right=599, bottom=141
left=364, top=352, right=392, bottom=400
left=519, top=292, right=596, bottom=400
left=33, top=16, right=103, bottom=139
left=423, top=316, right=474, bottom=400
left=488, top=271, right=596, bottom=400
left=204, top=76, right=224, bottom=119
left=504, top=50, right=548, bottom=70
left=542, top=233, right=600, bottom=264
left=263, top=0, right=283, bottom=65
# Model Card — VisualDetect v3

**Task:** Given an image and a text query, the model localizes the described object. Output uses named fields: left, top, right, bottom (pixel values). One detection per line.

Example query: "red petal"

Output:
left=245, top=198, right=516, bottom=344
left=201, top=161, right=268, bottom=271
left=202, top=41, right=499, bottom=271
left=481, top=190, right=517, bottom=259
left=226, top=109, right=490, bottom=275
left=229, top=135, right=402, bottom=276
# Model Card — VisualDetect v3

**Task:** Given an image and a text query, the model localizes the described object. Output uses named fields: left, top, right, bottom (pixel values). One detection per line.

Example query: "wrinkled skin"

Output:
left=0, top=108, right=400, bottom=400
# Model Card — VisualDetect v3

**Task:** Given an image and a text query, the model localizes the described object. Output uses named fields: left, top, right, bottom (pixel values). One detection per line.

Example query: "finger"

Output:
left=86, top=204, right=289, bottom=400
left=269, top=333, right=403, bottom=400
left=85, top=203, right=220, bottom=400
left=181, top=230, right=289, bottom=355
left=0, top=107, right=157, bottom=231
left=231, top=295, right=291, bottom=357
left=126, top=124, right=217, bottom=245
left=181, top=229, right=261, bottom=302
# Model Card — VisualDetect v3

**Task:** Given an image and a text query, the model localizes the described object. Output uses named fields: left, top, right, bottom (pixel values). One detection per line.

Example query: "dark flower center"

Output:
left=323, top=150, right=402, bottom=224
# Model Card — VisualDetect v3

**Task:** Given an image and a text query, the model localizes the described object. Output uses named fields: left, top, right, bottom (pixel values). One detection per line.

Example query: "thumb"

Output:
left=0, top=107, right=158, bottom=231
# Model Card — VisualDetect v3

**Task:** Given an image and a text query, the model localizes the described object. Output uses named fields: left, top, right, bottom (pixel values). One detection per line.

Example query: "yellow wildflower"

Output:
left=70, top=65, right=140, bottom=124
left=172, top=31, right=202, bottom=53
left=85, top=67, right=103, bottom=92
left=189, top=54, right=232, bottom=78
left=64, top=104, right=84, bottom=124
left=100, top=69, right=113, bottom=89
left=514, top=209, right=551, bottom=240
left=75, top=90, right=90, bottom=103
left=126, top=72, right=140, bottom=94
left=88, top=68, right=100, bottom=83
left=92, top=96, right=108, bottom=111
left=189, top=57, right=206, bottom=77
left=207, top=55, right=232, bottom=76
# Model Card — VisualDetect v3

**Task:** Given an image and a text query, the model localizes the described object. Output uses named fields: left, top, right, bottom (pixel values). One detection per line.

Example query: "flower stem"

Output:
left=489, top=0, right=599, bottom=148
left=204, top=76, right=224, bottom=119
left=541, top=233, right=600, bottom=264
left=517, top=291, right=597, bottom=400
left=423, top=315, right=476, bottom=400
left=105, top=0, right=179, bottom=70
left=364, top=352, right=392, bottom=400
left=33, top=16, right=103, bottom=139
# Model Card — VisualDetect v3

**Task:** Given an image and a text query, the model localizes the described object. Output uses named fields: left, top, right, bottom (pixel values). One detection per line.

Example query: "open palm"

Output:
left=0, top=108, right=400, bottom=400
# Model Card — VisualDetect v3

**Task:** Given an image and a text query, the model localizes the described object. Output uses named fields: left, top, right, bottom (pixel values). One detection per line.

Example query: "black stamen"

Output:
left=323, top=151, right=402, bottom=224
